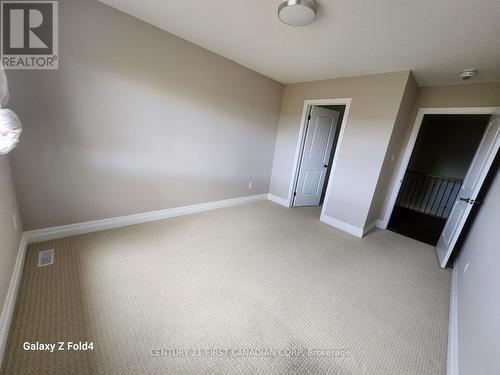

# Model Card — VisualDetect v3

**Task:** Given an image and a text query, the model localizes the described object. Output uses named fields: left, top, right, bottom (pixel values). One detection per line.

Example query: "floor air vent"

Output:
left=37, top=249, right=55, bottom=267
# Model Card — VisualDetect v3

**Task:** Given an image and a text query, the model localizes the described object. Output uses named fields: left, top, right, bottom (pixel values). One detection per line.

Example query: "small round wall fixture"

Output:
left=278, top=0, right=317, bottom=26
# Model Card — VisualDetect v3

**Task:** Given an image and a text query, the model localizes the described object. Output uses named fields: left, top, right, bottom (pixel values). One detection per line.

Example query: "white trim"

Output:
left=377, top=218, right=388, bottom=230
left=267, top=193, right=290, bottom=207
left=287, top=98, right=352, bottom=215
left=381, top=106, right=500, bottom=229
left=375, top=219, right=385, bottom=229
left=23, top=194, right=268, bottom=244
left=447, top=265, right=458, bottom=375
left=0, top=235, right=27, bottom=367
left=320, top=213, right=363, bottom=238
left=287, top=101, right=312, bottom=206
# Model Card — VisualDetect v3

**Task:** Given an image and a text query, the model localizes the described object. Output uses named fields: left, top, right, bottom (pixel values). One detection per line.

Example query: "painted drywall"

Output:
left=408, top=115, right=489, bottom=179
left=453, top=161, right=500, bottom=375
left=7, top=0, right=283, bottom=230
left=269, top=71, right=411, bottom=229
left=373, top=81, right=500, bottom=225
left=366, top=73, right=418, bottom=226
left=0, top=156, right=22, bottom=315
left=415, top=82, right=500, bottom=108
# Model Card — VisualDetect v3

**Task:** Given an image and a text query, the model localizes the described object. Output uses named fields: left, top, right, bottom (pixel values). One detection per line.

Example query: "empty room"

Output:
left=0, top=1, right=499, bottom=374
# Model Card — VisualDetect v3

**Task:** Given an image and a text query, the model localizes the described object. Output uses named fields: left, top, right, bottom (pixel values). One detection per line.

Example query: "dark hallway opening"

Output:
left=388, top=114, right=490, bottom=245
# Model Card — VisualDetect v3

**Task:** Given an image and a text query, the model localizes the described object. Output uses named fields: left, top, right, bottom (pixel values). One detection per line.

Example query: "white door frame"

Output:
left=287, top=98, right=352, bottom=219
left=380, top=106, right=500, bottom=229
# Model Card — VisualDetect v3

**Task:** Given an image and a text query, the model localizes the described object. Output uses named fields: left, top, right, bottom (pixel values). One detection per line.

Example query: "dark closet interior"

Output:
left=388, top=114, right=490, bottom=245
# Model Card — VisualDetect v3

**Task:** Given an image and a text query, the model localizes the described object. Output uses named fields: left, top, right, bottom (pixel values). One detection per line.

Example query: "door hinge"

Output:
left=307, top=114, right=311, bottom=121
left=294, top=192, right=297, bottom=197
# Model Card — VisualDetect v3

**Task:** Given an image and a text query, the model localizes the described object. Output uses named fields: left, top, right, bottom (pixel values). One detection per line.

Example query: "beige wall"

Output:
left=269, top=71, right=411, bottom=229
left=373, top=82, right=500, bottom=225
left=0, top=156, right=22, bottom=315
left=366, top=73, right=418, bottom=226
left=415, top=82, right=500, bottom=108
left=7, top=0, right=283, bottom=230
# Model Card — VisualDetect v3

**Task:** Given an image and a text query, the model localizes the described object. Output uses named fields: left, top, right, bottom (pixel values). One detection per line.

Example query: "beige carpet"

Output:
left=1, top=201, right=450, bottom=374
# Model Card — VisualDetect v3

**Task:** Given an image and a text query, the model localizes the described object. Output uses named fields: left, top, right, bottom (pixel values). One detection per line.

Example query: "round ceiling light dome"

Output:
left=278, top=0, right=317, bottom=26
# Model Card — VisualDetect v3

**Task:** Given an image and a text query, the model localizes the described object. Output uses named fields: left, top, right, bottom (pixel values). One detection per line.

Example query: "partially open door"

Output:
left=436, top=113, right=500, bottom=268
left=294, top=106, right=339, bottom=207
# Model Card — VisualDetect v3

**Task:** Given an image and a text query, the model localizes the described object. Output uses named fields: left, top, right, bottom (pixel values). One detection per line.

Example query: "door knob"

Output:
left=459, top=197, right=470, bottom=203
left=323, top=164, right=328, bottom=168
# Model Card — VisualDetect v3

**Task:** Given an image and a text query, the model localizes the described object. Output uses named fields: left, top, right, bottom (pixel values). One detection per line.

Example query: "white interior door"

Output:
left=294, top=106, right=339, bottom=207
left=436, top=113, right=500, bottom=268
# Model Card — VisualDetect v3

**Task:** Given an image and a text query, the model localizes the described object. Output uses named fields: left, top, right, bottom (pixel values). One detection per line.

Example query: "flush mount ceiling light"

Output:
left=278, top=0, right=317, bottom=26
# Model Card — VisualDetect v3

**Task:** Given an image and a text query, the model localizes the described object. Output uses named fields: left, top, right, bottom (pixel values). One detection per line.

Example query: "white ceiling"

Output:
left=98, top=0, right=500, bottom=86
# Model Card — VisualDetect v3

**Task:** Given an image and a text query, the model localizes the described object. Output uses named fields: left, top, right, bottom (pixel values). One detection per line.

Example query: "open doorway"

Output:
left=291, top=103, right=347, bottom=213
left=388, top=114, right=490, bottom=245
left=384, top=108, right=500, bottom=268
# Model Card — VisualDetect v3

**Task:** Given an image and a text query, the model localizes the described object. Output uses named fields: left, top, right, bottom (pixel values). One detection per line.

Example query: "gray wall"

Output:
left=0, top=156, right=22, bottom=316
left=454, top=162, right=500, bottom=375
left=269, top=71, right=411, bottom=229
left=366, top=73, right=418, bottom=226
left=7, top=0, right=283, bottom=230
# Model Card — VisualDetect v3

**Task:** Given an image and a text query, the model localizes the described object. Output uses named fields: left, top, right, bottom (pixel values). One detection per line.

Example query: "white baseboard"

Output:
left=0, top=235, right=27, bottom=367
left=375, top=219, right=386, bottom=229
left=320, top=214, right=364, bottom=238
left=267, top=193, right=290, bottom=207
left=447, top=265, right=458, bottom=375
left=24, top=194, right=268, bottom=244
